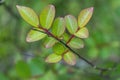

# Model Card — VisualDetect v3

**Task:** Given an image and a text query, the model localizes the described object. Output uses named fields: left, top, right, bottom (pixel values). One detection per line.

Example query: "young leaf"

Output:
left=65, top=15, right=78, bottom=34
left=45, top=53, right=62, bottom=63
left=63, top=51, right=76, bottom=65
left=74, top=27, right=89, bottom=38
left=40, top=5, right=55, bottom=29
left=78, top=7, right=93, bottom=28
left=68, top=37, right=84, bottom=49
left=43, top=37, right=57, bottom=48
left=52, top=17, right=65, bottom=37
left=26, top=29, right=46, bottom=42
left=63, top=33, right=70, bottom=42
left=16, top=5, right=39, bottom=27
left=53, top=43, right=66, bottom=55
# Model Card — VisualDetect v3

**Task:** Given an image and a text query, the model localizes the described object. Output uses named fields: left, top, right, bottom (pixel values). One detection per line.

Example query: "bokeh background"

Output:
left=0, top=0, right=120, bottom=80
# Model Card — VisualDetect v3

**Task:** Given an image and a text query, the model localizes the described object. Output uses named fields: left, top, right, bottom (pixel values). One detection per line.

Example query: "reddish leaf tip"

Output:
left=89, top=7, right=94, bottom=12
left=26, top=37, right=31, bottom=42
left=44, top=44, right=52, bottom=48
left=45, top=59, right=51, bottom=63
left=16, top=5, right=21, bottom=9
left=48, top=4, right=55, bottom=9
left=65, top=14, right=74, bottom=18
left=16, top=5, right=24, bottom=9
left=45, top=45, right=50, bottom=48
left=16, top=5, right=19, bottom=7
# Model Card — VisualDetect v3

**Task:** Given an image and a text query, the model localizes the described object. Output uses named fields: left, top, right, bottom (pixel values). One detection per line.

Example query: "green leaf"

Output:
left=26, top=29, right=46, bottom=42
left=74, top=27, right=89, bottom=38
left=68, top=37, right=84, bottom=49
left=15, top=61, right=31, bottom=78
left=40, top=5, right=55, bottom=29
left=78, top=7, right=94, bottom=28
left=63, top=33, right=70, bottom=42
left=52, top=17, right=65, bottom=37
left=65, top=15, right=78, bottom=34
left=63, top=51, right=76, bottom=65
left=43, top=37, right=57, bottom=48
left=53, top=43, right=66, bottom=55
left=16, top=5, right=39, bottom=27
left=45, top=53, right=62, bottom=63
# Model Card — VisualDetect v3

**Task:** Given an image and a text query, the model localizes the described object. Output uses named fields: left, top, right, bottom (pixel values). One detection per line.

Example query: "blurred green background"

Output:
left=0, top=0, right=120, bottom=80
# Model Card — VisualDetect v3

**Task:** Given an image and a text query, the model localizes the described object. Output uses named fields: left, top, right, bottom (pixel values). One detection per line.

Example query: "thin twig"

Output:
left=33, top=27, right=113, bottom=73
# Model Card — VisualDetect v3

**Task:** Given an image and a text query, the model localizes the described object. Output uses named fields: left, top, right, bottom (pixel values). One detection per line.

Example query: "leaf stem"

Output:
left=66, top=34, right=75, bottom=44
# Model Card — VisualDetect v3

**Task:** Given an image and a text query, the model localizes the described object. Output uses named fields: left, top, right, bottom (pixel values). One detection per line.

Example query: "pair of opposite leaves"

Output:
left=16, top=5, right=93, bottom=65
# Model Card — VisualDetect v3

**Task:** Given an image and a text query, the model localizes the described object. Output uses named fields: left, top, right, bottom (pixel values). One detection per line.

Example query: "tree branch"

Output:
left=32, top=27, right=113, bottom=73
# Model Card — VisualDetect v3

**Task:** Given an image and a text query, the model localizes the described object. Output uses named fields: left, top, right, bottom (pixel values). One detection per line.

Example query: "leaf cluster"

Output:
left=16, top=4, right=93, bottom=65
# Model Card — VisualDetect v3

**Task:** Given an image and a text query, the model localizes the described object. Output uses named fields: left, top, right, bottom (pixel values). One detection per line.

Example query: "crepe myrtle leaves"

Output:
left=43, top=37, right=57, bottom=48
left=78, top=7, right=93, bottom=28
left=45, top=51, right=76, bottom=65
left=52, top=17, right=65, bottom=37
left=64, top=7, right=93, bottom=49
left=45, top=53, right=62, bottom=63
left=16, top=5, right=39, bottom=27
left=63, top=33, right=84, bottom=49
left=16, top=4, right=94, bottom=65
left=74, top=27, right=89, bottom=38
left=63, top=51, right=76, bottom=65
left=46, top=43, right=76, bottom=65
left=40, top=5, right=55, bottom=29
left=26, top=29, right=46, bottom=42
left=65, top=15, right=78, bottom=34
left=53, top=43, right=66, bottom=55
